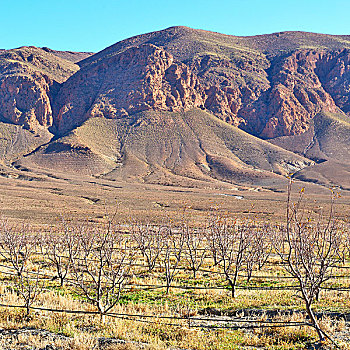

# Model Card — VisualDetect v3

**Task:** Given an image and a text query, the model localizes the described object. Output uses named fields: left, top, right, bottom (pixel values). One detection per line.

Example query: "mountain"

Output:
left=75, top=27, right=350, bottom=138
left=0, top=46, right=93, bottom=129
left=20, top=109, right=311, bottom=187
left=0, top=46, right=93, bottom=163
left=0, top=27, right=349, bottom=191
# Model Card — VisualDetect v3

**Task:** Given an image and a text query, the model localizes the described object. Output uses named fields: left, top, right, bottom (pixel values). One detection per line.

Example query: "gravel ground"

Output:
left=0, top=311, right=349, bottom=350
left=0, top=328, right=150, bottom=350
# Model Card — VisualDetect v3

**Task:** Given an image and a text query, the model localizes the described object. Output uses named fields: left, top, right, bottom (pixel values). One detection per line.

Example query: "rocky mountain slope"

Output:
left=0, top=27, right=349, bottom=190
left=21, top=109, right=311, bottom=187
left=0, top=46, right=93, bottom=130
left=76, top=27, right=350, bottom=138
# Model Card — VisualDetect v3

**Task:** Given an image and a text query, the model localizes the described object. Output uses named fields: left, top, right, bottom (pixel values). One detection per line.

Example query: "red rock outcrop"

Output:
left=257, top=50, right=339, bottom=138
left=190, top=52, right=270, bottom=127
left=0, top=47, right=81, bottom=131
left=316, top=49, right=350, bottom=116
left=198, top=49, right=342, bottom=138
left=0, top=71, right=53, bottom=129
left=54, top=44, right=205, bottom=134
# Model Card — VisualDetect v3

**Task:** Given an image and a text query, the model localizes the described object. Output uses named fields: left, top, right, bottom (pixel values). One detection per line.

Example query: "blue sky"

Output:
left=1, top=0, right=349, bottom=53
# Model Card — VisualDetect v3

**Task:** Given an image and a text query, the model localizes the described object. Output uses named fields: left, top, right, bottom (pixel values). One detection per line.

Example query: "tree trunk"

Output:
left=226, top=277, right=236, bottom=298
left=213, top=253, right=218, bottom=266
left=305, top=300, right=325, bottom=342
left=247, top=271, right=252, bottom=283
left=231, top=283, right=236, bottom=298
left=232, top=267, right=239, bottom=299
left=315, top=289, right=320, bottom=302
left=25, top=301, right=30, bottom=320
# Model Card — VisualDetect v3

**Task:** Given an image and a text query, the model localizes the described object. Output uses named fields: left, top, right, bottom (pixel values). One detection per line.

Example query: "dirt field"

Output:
left=1, top=163, right=349, bottom=227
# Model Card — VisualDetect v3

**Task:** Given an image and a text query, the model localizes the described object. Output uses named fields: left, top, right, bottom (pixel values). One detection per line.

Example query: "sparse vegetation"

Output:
left=1, top=26, right=350, bottom=349
left=0, top=182, right=348, bottom=349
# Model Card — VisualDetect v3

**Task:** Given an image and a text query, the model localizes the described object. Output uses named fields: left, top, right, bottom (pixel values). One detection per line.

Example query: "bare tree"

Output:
left=71, top=223, right=135, bottom=321
left=0, top=220, right=37, bottom=277
left=204, top=216, right=224, bottom=266
left=17, top=267, right=45, bottom=318
left=211, top=217, right=254, bottom=298
left=40, top=222, right=80, bottom=287
left=0, top=221, right=44, bottom=317
left=131, top=223, right=165, bottom=272
left=160, top=226, right=185, bottom=294
left=245, top=223, right=272, bottom=283
left=183, top=224, right=206, bottom=279
left=274, top=180, right=342, bottom=344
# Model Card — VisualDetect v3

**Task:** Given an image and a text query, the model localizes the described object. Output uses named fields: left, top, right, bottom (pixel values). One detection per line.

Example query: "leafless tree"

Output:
left=17, top=267, right=45, bottom=318
left=245, top=223, right=272, bottom=283
left=0, top=220, right=44, bottom=317
left=40, top=222, right=81, bottom=287
left=274, top=180, right=342, bottom=344
left=183, top=224, right=206, bottom=278
left=0, top=220, right=37, bottom=277
left=211, top=217, right=254, bottom=298
left=205, top=217, right=224, bottom=267
left=71, top=223, right=135, bottom=321
left=131, top=223, right=165, bottom=272
left=160, top=226, right=185, bottom=294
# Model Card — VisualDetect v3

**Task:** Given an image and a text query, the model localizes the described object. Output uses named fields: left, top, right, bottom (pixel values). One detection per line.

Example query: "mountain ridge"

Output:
left=0, top=27, right=349, bottom=191
left=78, top=26, right=350, bottom=67
left=57, top=26, right=350, bottom=138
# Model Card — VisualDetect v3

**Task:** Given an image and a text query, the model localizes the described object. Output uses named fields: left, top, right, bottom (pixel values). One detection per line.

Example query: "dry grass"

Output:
left=0, top=271, right=347, bottom=350
left=0, top=169, right=349, bottom=350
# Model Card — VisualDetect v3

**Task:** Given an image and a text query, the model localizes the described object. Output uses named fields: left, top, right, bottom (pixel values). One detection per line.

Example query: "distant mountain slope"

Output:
left=40, top=47, right=93, bottom=63
left=20, top=109, right=311, bottom=187
left=1, top=27, right=350, bottom=190
left=73, top=27, right=350, bottom=139
left=271, top=111, right=350, bottom=163
left=0, top=46, right=83, bottom=131
left=0, top=46, right=80, bottom=82
left=0, top=121, right=52, bottom=165
left=271, top=111, right=350, bottom=189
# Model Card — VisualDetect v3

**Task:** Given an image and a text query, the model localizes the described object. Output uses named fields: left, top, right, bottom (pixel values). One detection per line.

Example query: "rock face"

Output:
left=1, top=28, right=350, bottom=140
left=53, top=44, right=204, bottom=134
left=0, top=72, right=54, bottom=129
left=197, top=48, right=350, bottom=138
left=316, top=49, right=350, bottom=116
left=190, top=50, right=270, bottom=128
left=237, top=50, right=340, bottom=138
left=187, top=48, right=347, bottom=138
left=53, top=28, right=350, bottom=138
left=0, top=47, right=86, bottom=131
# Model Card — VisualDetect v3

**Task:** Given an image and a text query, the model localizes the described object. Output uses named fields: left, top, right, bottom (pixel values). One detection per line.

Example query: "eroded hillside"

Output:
left=0, top=27, right=349, bottom=190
